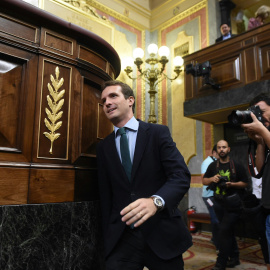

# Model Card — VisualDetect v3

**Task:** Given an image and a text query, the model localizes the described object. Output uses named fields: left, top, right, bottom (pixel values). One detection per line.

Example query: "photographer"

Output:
left=203, top=140, right=248, bottom=270
left=241, top=93, right=270, bottom=270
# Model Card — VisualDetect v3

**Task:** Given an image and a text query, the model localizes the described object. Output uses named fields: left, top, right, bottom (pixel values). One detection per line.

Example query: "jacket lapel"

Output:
left=104, top=132, right=122, bottom=166
left=131, top=121, right=149, bottom=181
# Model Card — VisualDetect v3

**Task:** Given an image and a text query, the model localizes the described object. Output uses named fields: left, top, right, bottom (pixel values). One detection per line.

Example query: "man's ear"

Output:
left=129, top=96, right=135, bottom=105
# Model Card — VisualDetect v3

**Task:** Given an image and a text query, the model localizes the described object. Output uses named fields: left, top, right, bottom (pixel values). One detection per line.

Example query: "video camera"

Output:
left=186, top=61, right=211, bottom=77
left=228, top=105, right=263, bottom=126
left=185, top=61, right=220, bottom=90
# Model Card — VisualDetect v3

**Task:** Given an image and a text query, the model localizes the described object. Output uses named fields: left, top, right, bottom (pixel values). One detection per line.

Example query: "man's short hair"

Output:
left=101, top=80, right=136, bottom=112
left=220, top=23, right=229, bottom=28
left=250, top=93, right=270, bottom=106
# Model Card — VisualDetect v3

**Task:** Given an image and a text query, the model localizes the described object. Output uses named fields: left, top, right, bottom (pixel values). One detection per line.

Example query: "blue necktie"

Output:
left=118, top=127, right=132, bottom=181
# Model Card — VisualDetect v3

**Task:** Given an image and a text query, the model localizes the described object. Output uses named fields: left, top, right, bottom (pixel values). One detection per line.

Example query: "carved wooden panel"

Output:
left=259, top=44, right=270, bottom=80
left=243, top=37, right=255, bottom=47
left=44, top=31, right=74, bottom=56
left=0, top=13, right=37, bottom=43
left=0, top=167, right=29, bottom=205
left=244, top=47, right=257, bottom=83
left=36, top=59, right=72, bottom=160
left=0, top=45, right=38, bottom=164
left=108, top=63, right=115, bottom=79
left=41, top=29, right=76, bottom=56
left=79, top=80, right=112, bottom=157
left=98, top=103, right=113, bottom=139
left=212, top=56, right=242, bottom=86
left=0, top=59, right=23, bottom=151
left=28, top=168, right=74, bottom=203
left=79, top=46, right=107, bottom=72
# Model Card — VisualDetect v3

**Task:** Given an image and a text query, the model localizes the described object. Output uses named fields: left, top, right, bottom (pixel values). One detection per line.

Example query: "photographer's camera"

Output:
left=228, top=105, right=263, bottom=126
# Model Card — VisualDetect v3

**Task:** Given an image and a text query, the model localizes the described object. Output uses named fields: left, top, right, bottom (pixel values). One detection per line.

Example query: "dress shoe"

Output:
left=227, top=258, right=240, bottom=268
left=211, top=263, right=226, bottom=270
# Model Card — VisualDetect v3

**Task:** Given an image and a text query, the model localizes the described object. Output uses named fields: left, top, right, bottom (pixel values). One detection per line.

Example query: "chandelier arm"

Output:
left=162, top=72, right=181, bottom=82
left=154, top=75, right=167, bottom=88
left=126, top=73, right=138, bottom=81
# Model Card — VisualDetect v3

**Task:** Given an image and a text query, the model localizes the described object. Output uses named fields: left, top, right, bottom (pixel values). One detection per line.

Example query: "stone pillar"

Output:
left=219, top=0, right=236, bottom=26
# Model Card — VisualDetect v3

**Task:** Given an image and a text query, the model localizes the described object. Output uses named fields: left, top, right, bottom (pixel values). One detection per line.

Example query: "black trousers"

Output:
left=213, top=199, right=240, bottom=267
left=105, top=227, right=184, bottom=270
left=242, top=205, right=269, bottom=264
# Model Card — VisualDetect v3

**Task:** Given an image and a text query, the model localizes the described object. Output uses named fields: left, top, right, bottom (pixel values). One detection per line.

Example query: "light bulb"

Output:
left=147, top=44, right=158, bottom=55
left=173, top=56, right=184, bottom=67
left=158, top=46, right=170, bottom=58
left=133, top=48, right=144, bottom=59
left=122, top=57, right=134, bottom=69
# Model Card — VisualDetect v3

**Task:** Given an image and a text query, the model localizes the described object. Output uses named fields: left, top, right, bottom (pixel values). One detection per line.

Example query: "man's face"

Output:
left=101, top=85, right=134, bottom=126
left=220, top=24, right=230, bottom=36
left=256, top=101, right=270, bottom=126
left=217, top=140, right=230, bottom=159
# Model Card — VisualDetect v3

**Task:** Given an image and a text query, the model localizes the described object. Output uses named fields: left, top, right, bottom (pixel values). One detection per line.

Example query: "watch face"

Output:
left=154, top=197, right=163, bottom=207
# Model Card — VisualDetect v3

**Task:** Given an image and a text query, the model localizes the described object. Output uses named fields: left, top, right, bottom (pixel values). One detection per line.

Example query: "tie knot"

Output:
left=118, top=127, right=126, bottom=136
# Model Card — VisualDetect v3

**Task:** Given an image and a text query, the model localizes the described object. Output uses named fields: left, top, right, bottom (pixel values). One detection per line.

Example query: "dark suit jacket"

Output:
left=215, top=33, right=236, bottom=43
left=97, top=120, right=192, bottom=260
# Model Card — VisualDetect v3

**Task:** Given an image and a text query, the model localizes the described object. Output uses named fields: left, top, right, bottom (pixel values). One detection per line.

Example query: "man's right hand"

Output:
left=212, top=174, right=220, bottom=184
left=241, top=113, right=266, bottom=144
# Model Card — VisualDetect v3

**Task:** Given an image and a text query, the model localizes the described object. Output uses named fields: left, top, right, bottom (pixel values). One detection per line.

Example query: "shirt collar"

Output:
left=223, top=33, right=231, bottom=40
left=114, top=116, right=139, bottom=136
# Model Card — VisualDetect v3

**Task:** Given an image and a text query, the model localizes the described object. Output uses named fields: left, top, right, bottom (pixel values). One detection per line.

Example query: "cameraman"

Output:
left=203, top=140, right=248, bottom=270
left=242, top=93, right=270, bottom=270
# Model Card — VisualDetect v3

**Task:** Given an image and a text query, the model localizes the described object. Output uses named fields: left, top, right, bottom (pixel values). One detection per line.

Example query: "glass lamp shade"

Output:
left=173, top=56, right=184, bottom=67
left=133, top=48, right=144, bottom=59
left=158, top=46, right=170, bottom=58
left=147, top=44, right=158, bottom=55
left=122, top=56, right=134, bottom=69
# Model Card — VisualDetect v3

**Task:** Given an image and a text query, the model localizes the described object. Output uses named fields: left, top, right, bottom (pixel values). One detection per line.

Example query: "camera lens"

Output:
left=228, top=110, right=252, bottom=125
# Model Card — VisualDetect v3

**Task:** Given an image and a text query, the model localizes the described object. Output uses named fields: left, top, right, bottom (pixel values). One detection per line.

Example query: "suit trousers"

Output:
left=105, top=226, right=184, bottom=270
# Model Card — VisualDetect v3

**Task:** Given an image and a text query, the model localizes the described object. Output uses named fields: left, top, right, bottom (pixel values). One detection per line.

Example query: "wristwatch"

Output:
left=152, top=196, right=164, bottom=211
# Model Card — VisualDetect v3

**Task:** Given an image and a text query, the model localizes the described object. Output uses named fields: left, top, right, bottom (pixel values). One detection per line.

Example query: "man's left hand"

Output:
left=226, top=182, right=232, bottom=188
left=120, top=198, right=157, bottom=227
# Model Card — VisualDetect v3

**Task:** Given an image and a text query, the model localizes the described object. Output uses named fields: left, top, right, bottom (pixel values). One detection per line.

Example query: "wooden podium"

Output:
left=0, top=0, right=120, bottom=205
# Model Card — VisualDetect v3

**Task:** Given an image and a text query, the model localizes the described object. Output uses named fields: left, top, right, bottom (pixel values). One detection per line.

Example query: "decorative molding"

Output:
left=158, top=0, right=207, bottom=32
left=64, top=0, right=112, bottom=23
left=43, top=67, right=65, bottom=155
left=83, top=0, right=146, bottom=31
left=37, top=59, right=72, bottom=161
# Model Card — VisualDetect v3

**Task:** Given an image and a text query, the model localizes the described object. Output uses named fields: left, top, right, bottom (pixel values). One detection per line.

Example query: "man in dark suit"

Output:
left=215, top=23, right=236, bottom=43
left=97, top=80, right=192, bottom=270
